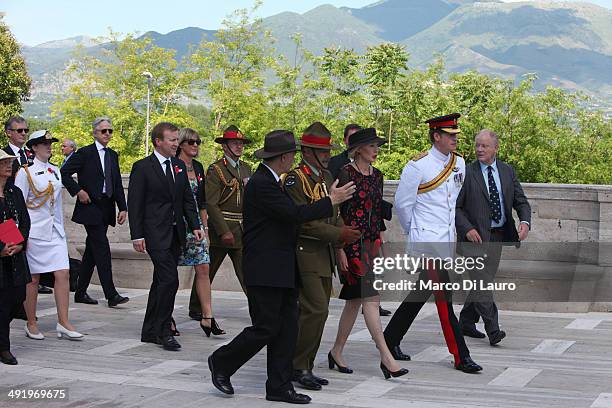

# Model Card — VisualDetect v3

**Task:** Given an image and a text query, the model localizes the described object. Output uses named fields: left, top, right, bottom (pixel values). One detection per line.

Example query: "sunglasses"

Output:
left=98, top=129, right=113, bottom=134
left=185, top=139, right=202, bottom=146
left=9, top=128, right=29, bottom=134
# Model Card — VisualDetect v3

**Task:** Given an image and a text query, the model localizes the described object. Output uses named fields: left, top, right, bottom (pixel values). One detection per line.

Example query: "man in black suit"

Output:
left=3, top=117, right=51, bottom=297
left=128, top=122, right=202, bottom=351
left=456, top=129, right=531, bottom=345
left=61, top=117, right=129, bottom=307
left=207, top=130, right=355, bottom=405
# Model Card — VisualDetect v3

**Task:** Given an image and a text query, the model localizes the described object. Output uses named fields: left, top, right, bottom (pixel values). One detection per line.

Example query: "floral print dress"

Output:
left=178, top=178, right=210, bottom=266
left=338, top=164, right=385, bottom=300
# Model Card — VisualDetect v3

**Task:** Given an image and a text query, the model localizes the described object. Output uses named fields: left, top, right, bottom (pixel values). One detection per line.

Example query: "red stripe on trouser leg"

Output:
left=427, top=264, right=461, bottom=366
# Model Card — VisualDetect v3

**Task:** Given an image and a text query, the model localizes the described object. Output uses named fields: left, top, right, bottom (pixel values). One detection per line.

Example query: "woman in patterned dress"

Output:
left=328, top=128, right=407, bottom=379
left=176, top=128, right=225, bottom=337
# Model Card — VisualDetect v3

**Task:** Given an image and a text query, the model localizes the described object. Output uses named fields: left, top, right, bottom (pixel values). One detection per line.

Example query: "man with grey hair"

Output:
left=455, top=129, right=531, bottom=345
left=61, top=117, right=129, bottom=307
left=60, top=138, right=77, bottom=168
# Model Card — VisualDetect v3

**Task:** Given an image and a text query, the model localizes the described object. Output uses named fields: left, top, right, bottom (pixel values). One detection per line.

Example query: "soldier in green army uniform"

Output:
left=284, top=122, right=361, bottom=391
left=188, top=125, right=252, bottom=321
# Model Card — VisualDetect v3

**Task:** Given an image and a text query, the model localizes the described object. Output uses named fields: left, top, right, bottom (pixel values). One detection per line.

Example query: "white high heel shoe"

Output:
left=24, top=324, right=45, bottom=340
left=56, top=323, right=83, bottom=340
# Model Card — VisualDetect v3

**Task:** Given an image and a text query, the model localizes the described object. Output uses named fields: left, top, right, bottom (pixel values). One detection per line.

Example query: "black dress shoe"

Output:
left=293, top=370, right=322, bottom=391
left=75, top=292, right=98, bottom=305
left=489, top=330, right=506, bottom=346
left=157, top=335, right=181, bottom=351
left=455, top=357, right=483, bottom=373
left=0, top=351, right=18, bottom=365
left=266, top=389, right=311, bottom=404
left=38, top=285, right=53, bottom=294
left=189, top=311, right=203, bottom=321
left=379, top=306, right=392, bottom=316
left=208, top=355, right=234, bottom=395
left=310, top=371, right=328, bottom=386
left=389, top=345, right=411, bottom=361
left=462, top=326, right=486, bottom=339
left=108, top=294, right=129, bottom=308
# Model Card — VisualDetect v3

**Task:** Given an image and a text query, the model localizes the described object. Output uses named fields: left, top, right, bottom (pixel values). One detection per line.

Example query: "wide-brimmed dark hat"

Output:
left=255, top=130, right=299, bottom=159
left=299, top=122, right=339, bottom=150
left=347, top=128, right=386, bottom=151
left=214, top=125, right=252, bottom=144
left=26, top=129, right=59, bottom=148
left=425, top=113, right=461, bottom=134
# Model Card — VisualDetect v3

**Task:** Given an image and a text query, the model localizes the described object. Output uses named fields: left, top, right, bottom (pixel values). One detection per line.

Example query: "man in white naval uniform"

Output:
left=383, top=113, right=482, bottom=373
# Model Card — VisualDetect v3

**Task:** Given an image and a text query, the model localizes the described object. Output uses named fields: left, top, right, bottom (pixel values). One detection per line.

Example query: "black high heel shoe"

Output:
left=328, top=352, right=353, bottom=374
left=170, top=317, right=180, bottom=336
left=200, top=317, right=226, bottom=337
left=380, top=362, right=409, bottom=380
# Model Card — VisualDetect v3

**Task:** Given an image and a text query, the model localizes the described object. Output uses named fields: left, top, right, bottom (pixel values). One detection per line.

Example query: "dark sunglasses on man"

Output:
left=98, top=129, right=113, bottom=134
left=184, top=139, right=202, bottom=146
left=9, top=128, right=29, bottom=134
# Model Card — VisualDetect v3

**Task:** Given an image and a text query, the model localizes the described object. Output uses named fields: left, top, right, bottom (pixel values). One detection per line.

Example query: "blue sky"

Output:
left=2, top=0, right=611, bottom=46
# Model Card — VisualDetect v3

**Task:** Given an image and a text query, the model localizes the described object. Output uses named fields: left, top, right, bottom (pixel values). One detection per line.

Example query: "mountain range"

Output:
left=19, top=0, right=612, bottom=117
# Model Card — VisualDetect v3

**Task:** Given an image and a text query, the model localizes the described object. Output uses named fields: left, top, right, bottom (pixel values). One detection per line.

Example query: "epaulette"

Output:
left=452, top=151, right=463, bottom=158
left=412, top=151, right=428, bottom=161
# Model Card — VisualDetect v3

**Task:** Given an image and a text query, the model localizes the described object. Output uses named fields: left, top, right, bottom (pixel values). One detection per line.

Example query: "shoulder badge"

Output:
left=412, top=151, right=428, bottom=161
left=284, top=174, right=296, bottom=187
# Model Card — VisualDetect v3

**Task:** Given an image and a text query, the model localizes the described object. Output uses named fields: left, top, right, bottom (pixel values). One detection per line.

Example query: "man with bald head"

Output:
left=455, top=129, right=531, bottom=346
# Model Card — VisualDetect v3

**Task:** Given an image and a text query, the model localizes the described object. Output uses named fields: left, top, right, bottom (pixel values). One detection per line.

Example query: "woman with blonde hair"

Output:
left=14, top=130, right=83, bottom=341
left=328, top=128, right=407, bottom=379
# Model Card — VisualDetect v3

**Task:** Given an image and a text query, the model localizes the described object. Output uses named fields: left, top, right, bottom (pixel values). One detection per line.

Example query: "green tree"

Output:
left=0, top=15, right=31, bottom=134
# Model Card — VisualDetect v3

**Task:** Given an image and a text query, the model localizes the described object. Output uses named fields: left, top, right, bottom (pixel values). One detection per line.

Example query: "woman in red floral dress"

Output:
left=328, top=128, right=408, bottom=380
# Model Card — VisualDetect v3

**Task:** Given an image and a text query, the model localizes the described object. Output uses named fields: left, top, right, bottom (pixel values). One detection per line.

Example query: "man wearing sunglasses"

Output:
left=61, top=117, right=128, bottom=308
left=3, top=116, right=34, bottom=180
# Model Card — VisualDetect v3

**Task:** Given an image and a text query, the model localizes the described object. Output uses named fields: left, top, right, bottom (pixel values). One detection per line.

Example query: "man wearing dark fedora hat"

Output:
left=284, top=122, right=361, bottom=391
left=187, top=125, right=252, bottom=321
left=208, top=129, right=356, bottom=404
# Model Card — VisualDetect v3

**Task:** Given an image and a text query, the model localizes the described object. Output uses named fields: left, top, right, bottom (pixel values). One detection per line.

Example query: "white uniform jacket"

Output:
left=394, top=147, right=465, bottom=258
left=14, top=158, right=66, bottom=241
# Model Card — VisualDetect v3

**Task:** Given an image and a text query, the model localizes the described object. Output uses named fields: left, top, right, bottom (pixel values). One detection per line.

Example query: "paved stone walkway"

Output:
left=2, top=287, right=612, bottom=407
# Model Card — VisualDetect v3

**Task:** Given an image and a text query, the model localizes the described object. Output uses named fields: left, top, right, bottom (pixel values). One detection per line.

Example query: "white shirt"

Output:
left=8, top=143, right=28, bottom=166
left=262, top=163, right=281, bottom=183
left=154, top=149, right=175, bottom=181
left=394, top=146, right=465, bottom=258
left=95, top=140, right=108, bottom=193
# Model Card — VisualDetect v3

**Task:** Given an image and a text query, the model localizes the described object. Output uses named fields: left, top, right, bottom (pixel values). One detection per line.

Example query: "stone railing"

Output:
left=61, top=177, right=612, bottom=312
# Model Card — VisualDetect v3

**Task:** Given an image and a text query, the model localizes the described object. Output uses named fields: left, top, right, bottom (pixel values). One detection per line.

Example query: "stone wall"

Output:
left=61, top=177, right=612, bottom=312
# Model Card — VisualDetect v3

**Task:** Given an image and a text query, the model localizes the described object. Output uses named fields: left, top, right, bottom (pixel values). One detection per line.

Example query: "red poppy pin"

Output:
left=174, top=165, right=182, bottom=175
left=48, top=167, right=59, bottom=180
left=197, top=174, right=203, bottom=183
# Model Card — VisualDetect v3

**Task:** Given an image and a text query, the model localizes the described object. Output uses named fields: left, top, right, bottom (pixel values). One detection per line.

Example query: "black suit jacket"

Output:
left=456, top=160, right=531, bottom=248
left=127, top=154, right=200, bottom=250
left=242, top=164, right=333, bottom=289
left=191, top=159, right=206, bottom=211
left=61, top=143, right=127, bottom=226
left=0, top=184, right=31, bottom=289
left=328, top=150, right=350, bottom=180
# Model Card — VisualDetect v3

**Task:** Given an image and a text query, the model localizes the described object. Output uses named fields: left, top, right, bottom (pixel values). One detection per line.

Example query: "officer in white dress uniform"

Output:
left=14, top=130, right=83, bottom=341
left=383, top=114, right=482, bottom=373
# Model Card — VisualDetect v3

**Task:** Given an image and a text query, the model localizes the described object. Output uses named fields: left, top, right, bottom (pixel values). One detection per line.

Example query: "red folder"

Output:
left=0, top=219, right=24, bottom=245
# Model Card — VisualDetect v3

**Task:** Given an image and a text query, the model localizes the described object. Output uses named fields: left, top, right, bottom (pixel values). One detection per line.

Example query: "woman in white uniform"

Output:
left=14, top=130, right=83, bottom=341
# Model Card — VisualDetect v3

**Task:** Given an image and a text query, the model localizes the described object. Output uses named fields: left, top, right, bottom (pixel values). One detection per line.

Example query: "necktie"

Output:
left=103, top=148, right=113, bottom=197
left=487, top=166, right=501, bottom=223
left=165, top=159, right=175, bottom=193
left=18, top=148, right=27, bottom=166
